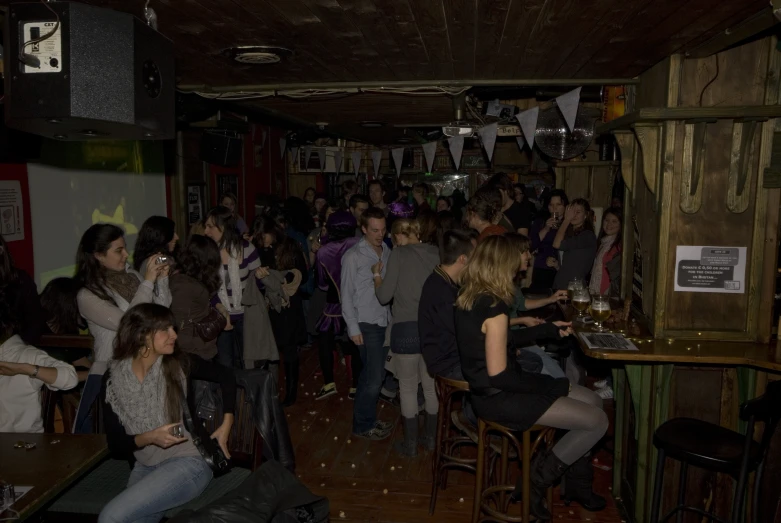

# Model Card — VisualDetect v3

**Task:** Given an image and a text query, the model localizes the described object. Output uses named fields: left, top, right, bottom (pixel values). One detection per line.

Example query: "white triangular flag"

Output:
left=478, top=123, right=498, bottom=162
left=290, top=146, right=299, bottom=163
left=556, top=87, right=581, bottom=132
left=279, top=138, right=286, bottom=159
left=391, top=148, right=405, bottom=177
left=515, top=107, right=539, bottom=150
left=515, top=136, right=526, bottom=151
left=334, top=151, right=344, bottom=173
left=448, top=136, right=465, bottom=171
left=422, top=141, right=437, bottom=173
left=371, top=150, right=382, bottom=179
left=317, top=149, right=326, bottom=172
left=304, top=145, right=313, bottom=167
left=351, top=152, right=362, bottom=177
left=261, top=130, right=267, bottom=148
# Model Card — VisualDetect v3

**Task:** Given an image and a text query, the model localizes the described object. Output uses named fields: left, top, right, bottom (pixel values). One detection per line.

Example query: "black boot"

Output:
left=282, top=360, right=299, bottom=407
left=394, top=417, right=419, bottom=457
left=420, top=413, right=437, bottom=451
left=562, top=455, right=606, bottom=511
left=511, top=449, right=568, bottom=521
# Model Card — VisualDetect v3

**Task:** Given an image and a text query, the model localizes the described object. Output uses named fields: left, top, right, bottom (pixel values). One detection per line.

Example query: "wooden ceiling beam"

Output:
left=683, top=8, right=779, bottom=59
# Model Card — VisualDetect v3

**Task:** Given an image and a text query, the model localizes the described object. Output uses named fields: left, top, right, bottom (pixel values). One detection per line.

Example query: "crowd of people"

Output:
left=0, top=175, right=624, bottom=521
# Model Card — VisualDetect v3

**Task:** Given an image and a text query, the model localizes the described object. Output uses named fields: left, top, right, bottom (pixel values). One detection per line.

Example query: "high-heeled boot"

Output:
left=282, top=360, right=299, bottom=407
left=511, top=449, right=568, bottom=521
left=562, top=455, right=606, bottom=511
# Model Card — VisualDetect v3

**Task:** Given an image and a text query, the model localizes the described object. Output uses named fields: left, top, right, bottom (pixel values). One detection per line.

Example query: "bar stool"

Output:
left=649, top=380, right=781, bottom=523
left=473, top=417, right=555, bottom=523
left=429, top=375, right=478, bottom=515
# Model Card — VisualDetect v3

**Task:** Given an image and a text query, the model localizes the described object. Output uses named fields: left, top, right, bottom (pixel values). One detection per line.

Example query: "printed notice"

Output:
left=579, top=333, right=639, bottom=351
left=674, top=246, right=746, bottom=294
left=0, top=180, right=25, bottom=241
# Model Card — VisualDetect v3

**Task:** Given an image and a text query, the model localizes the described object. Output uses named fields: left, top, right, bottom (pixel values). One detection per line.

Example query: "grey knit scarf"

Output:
left=105, top=358, right=169, bottom=434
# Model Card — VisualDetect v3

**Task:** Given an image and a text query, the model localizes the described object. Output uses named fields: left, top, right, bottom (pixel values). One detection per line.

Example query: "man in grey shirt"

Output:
left=341, top=207, right=394, bottom=440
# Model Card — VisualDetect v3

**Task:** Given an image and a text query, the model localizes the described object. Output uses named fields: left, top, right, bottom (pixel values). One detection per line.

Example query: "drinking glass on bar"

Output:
left=572, top=287, right=591, bottom=321
left=590, top=295, right=611, bottom=332
left=567, top=278, right=584, bottom=302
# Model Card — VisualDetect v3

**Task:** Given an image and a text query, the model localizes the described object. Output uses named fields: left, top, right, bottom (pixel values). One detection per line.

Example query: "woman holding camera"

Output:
left=99, top=303, right=235, bottom=523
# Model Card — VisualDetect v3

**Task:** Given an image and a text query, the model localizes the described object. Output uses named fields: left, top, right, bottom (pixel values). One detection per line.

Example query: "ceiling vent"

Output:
left=223, top=46, right=292, bottom=65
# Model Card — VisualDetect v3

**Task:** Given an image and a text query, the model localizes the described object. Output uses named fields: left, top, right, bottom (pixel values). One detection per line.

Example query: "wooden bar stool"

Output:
left=429, top=375, right=478, bottom=515
left=649, top=380, right=781, bottom=523
left=473, top=417, right=555, bottom=523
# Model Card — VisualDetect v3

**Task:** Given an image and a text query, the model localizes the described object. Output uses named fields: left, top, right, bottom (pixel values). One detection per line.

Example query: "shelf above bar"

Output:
left=596, top=105, right=781, bottom=134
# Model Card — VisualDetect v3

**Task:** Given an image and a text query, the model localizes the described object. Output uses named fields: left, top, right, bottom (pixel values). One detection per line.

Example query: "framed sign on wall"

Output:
left=186, top=183, right=205, bottom=225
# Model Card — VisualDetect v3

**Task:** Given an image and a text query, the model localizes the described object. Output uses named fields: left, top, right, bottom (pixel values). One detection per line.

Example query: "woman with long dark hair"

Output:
left=169, top=235, right=224, bottom=361
left=203, top=206, right=261, bottom=369
left=529, top=189, right=569, bottom=291
left=551, top=198, right=597, bottom=290
left=133, top=216, right=179, bottom=274
left=589, top=207, right=623, bottom=297
left=0, top=233, right=45, bottom=344
left=73, top=224, right=171, bottom=434
left=251, top=215, right=308, bottom=406
left=455, top=236, right=607, bottom=520
left=99, top=303, right=235, bottom=522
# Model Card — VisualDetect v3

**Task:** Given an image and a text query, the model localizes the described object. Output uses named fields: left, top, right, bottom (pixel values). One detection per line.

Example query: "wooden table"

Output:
left=0, top=433, right=108, bottom=521
left=560, top=303, right=781, bottom=523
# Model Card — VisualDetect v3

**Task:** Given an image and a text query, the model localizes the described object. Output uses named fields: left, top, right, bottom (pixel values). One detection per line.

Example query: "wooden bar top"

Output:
left=0, top=433, right=108, bottom=520
left=558, top=303, right=781, bottom=372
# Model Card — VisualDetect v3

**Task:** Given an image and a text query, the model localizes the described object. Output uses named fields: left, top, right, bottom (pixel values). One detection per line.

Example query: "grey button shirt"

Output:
left=340, top=237, right=391, bottom=337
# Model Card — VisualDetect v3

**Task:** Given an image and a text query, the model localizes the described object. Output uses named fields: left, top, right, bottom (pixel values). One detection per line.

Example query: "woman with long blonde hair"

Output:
left=455, top=235, right=607, bottom=520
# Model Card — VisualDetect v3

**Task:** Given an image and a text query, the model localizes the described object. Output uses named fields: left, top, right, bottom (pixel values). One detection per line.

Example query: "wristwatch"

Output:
left=30, top=365, right=40, bottom=379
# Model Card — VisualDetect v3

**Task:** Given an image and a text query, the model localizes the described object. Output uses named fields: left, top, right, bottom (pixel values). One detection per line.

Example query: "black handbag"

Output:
left=192, top=307, right=227, bottom=342
left=181, top=387, right=231, bottom=477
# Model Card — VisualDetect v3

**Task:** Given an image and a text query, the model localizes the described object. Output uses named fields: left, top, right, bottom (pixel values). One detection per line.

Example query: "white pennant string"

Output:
left=317, top=149, right=326, bottom=172
left=304, top=145, right=313, bottom=167
left=371, top=150, right=382, bottom=179
left=515, top=136, right=526, bottom=151
left=279, top=138, right=287, bottom=159
left=391, top=148, right=405, bottom=177
left=351, top=152, right=362, bottom=177
left=556, top=87, right=582, bottom=132
left=290, top=146, right=299, bottom=163
left=422, top=141, right=437, bottom=173
left=478, top=122, right=498, bottom=162
left=448, top=136, right=465, bottom=171
left=334, top=151, right=344, bottom=173
left=515, top=107, right=539, bottom=150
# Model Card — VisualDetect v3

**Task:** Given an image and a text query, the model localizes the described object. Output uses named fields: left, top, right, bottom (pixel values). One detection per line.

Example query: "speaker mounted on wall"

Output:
left=3, top=2, right=175, bottom=141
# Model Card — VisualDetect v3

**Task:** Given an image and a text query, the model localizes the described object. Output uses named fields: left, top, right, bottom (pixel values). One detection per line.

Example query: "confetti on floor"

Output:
left=339, top=511, right=345, bottom=518
left=383, top=489, right=388, bottom=495
left=321, top=463, right=326, bottom=468
left=459, top=498, right=464, bottom=503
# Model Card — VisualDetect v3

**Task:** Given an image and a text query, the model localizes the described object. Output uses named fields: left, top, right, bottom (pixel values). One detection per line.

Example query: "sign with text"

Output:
left=0, top=180, right=25, bottom=241
left=674, top=246, right=746, bottom=293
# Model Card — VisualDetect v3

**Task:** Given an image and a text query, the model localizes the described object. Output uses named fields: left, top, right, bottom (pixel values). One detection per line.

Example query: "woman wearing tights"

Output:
left=455, top=235, right=607, bottom=520
left=313, top=211, right=361, bottom=400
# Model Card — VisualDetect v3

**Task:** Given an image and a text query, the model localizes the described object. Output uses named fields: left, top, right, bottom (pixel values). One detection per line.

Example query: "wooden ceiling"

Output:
left=1, top=0, right=773, bottom=141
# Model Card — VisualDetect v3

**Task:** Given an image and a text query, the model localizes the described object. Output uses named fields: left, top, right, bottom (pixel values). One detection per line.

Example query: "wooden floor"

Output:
left=282, top=346, right=626, bottom=523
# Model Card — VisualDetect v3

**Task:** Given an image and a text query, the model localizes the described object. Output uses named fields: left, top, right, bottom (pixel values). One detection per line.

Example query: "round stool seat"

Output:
left=653, top=417, right=762, bottom=474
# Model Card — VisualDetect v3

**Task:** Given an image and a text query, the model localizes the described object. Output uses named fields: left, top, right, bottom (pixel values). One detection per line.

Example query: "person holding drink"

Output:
left=529, top=189, right=569, bottom=291
left=551, top=198, right=597, bottom=290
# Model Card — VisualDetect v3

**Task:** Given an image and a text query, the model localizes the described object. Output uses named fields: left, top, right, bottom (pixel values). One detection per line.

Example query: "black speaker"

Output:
left=3, top=2, right=175, bottom=141
left=200, top=130, right=242, bottom=167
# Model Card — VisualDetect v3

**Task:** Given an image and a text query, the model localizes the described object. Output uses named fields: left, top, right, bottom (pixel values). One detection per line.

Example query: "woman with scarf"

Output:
left=203, top=206, right=261, bottom=369
left=251, top=215, right=308, bottom=406
left=99, top=303, right=235, bottom=523
left=73, top=224, right=171, bottom=434
left=589, top=207, right=622, bottom=297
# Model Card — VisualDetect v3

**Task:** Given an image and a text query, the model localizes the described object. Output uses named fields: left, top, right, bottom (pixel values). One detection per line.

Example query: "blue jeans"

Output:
left=216, top=316, right=244, bottom=369
left=352, top=322, right=388, bottom=434
left=73, top=373, right=103, bottom=434
left=98, top=456, right=212, bottom=523
left=520, top=346, right=566, bottom=378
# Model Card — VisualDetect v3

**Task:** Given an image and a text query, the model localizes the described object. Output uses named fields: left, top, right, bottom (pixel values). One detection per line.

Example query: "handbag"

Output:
left=181, top=386, right=231, bottom=476
left=192, top=307, right=227, bottom=342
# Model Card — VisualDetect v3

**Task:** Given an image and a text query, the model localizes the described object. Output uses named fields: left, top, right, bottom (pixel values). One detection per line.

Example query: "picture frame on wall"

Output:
left=186, top=183, right=205, bottom=225
left=217, top=174, right=239, bottom=200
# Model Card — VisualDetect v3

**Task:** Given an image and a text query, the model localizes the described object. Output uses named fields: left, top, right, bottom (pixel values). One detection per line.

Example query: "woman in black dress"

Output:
left=455, top=235, right=607, bottom=520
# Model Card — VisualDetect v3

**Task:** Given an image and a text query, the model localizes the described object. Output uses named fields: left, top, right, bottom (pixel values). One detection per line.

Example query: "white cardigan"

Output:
left=77, top=264, right=171, bottom=376
left=0, top=335, right=78, bottom=433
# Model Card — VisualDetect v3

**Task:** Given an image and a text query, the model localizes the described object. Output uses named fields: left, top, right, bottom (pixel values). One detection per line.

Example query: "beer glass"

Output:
left=590, top=295, right=611, bottom=332
left=567, top=278, right=584, bottom=302
left=572, top=287, right=591, bottom=321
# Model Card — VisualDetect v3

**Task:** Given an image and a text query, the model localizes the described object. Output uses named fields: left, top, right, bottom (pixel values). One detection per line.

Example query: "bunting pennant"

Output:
left=477, top=122, right=498, bottom=162
left=391, top=147, right=405, bottom=177
left=334, top=151, right=344, bottom=173
left=371, top=150, right=382, bottom=179
left=279, top=138, right=286, bottom=159
left=515, top=136, right=526, bottom=151
left=422, top=141, right=437, bottom=173
left=556, top=87, right=582, bottom=132
left=317, top=149, right=326, bottom=172
left=515, top=107, right=539, bottom=150
left=290, top=146, right=299, bottom=163
left=304, top=145, right=313, bottom=167
left=448, top=136, right=465, bottom=171
left=351, top=152, right=362, bottom=177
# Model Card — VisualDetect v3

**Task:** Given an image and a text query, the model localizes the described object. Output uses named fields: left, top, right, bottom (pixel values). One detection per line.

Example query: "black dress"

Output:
left=455, top=294, right=569, bottom=431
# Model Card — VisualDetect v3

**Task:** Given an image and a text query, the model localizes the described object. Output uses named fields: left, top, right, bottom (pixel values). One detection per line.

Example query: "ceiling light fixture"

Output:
left=223, top=46, right=293, bottom=65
